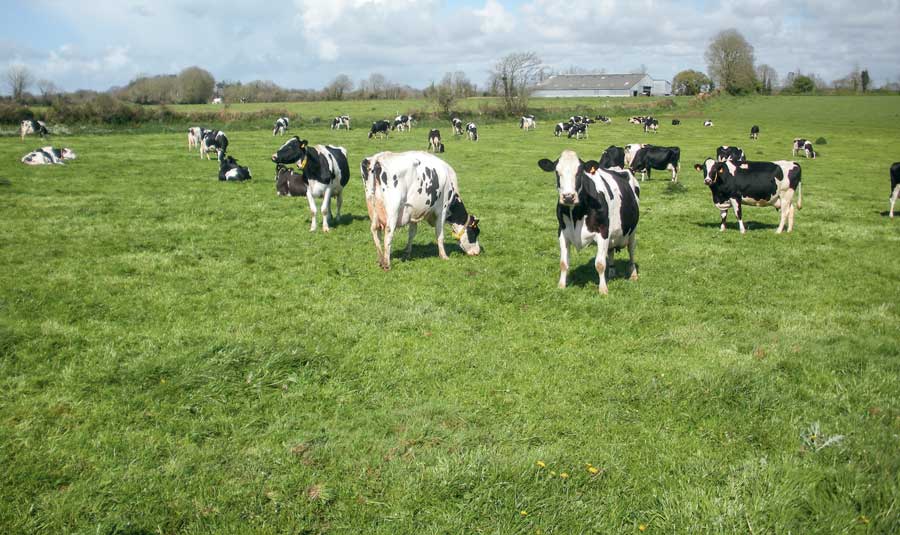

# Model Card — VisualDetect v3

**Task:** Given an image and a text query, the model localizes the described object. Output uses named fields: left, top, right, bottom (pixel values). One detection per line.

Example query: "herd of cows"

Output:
left=13, top=114, right=900, bottom=293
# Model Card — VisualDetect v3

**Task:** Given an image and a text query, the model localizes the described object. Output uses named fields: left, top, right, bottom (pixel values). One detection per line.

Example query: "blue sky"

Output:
left=1, top=0, right=898, bottom=93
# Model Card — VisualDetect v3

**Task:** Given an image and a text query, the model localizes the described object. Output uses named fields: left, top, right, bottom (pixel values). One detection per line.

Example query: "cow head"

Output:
left=60, top=148, right=76, bottom=160
left=447, top=194, right=482, bottom=256
left=272, top=136, right=307, bottom=165
left=538, top=150, right=599, bottom=207
left=694, top=159, right=725, bottom=185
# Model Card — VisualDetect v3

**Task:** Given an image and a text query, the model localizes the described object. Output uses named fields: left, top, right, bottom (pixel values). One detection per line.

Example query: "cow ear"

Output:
left=584, top=160, right=600, bottom=174
left=693, top=163, right=703, bottom=171
left=537, top=158, right=557, bottom=172
left=299, top=139, right=308, bottom=149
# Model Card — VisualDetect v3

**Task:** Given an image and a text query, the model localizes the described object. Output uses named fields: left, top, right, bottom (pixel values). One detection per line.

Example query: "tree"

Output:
left=324, top=74, right=353, bottom=100
left=756, top=64, right=778, bottom=94
left=672, top=70, right=712, bottom=95
left=36, top=79, right=59, bottom=102
left=489, top=51, right=542, bottom=114
left=7, top=65, right=33, bottom=102
left=704, top=29, right=757, bottom=95
left=177, top=67, right=215, bottom=104
left=861, top=69, right=871, bottom=92
left=792, top=75, right=815, bottom=93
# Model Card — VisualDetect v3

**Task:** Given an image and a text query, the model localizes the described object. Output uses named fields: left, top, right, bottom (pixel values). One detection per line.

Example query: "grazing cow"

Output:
left=200, top=130, right=229, bottom=161
left=21, top=147, right=75, bottom=165
left=273, top=116, right=290, bottom=136
left=520, top=115, right=536, bottom=130
left=792, top=138, right=816, bottom=159
left=750, top=125, right=760, bottom=140
left=567, top=123, right=588, bottom=139
left=360, top=151, right=481, bottom=269
left=554, top=121, right=574, bottom=137
left=212, top=97, right=223, bottom=104
left=703, top=120, right=714, bottom=127
left=716, top=146, right=746, bottom=163
left=188, top=127, right=207, bottom=151
left=694, top=158, right=802, bottom=234
left=889, top=162, right=900, bottom=218
left=595, top=115, right=611, bottom=124
left=630, top=145, right=681, bottom=182
left=671, top=119, right=681, bottom=126
left=466, top=122, right=478, bottom=141
left=598, top=145, right=626, bottom=169
left=275, top=164, right=309, bottom=197
left=451, top=117, right=464, bottom=136
left=368, top=120, right=391, bottom=139
left=570, top=115, right=585, bottom=124
left=629, top=116, right=647, bottom=125
left=218, top=155, right=252, bottom=181
left=623, top=144, right=646, bottom=167
left=331, top=115, right=351, bottom=130
left=271, top=137, right=350, bottom=232
left=392, top=115, right=413, bottom=131
left=537, top=150, right=640, bottom=295
left=427, top=129, right=445, bottom=153
left=643, top=118, right=659, bottom=134
left=20, top=120, right=49, bottom=141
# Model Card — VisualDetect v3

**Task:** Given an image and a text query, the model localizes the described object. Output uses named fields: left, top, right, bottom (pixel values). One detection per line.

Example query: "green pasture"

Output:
left=1, top=96, right=898, bottom=534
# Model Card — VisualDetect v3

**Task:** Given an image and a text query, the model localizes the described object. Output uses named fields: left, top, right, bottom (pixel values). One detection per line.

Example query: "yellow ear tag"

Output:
left=452, top=228, right=465, bottom=240
left=298, top=158, right=307, bottom=170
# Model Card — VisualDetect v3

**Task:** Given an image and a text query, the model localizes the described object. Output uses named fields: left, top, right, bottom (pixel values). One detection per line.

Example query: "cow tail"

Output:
left=796, top=182, right=802, bottom=210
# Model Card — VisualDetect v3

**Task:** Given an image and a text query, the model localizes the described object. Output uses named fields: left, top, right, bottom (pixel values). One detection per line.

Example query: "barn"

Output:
left=531, top=74, right=671, bottom=98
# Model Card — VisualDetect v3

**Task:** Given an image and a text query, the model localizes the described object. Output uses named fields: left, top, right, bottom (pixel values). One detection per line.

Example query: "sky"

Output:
left=1, top=0, right=899, bottom=94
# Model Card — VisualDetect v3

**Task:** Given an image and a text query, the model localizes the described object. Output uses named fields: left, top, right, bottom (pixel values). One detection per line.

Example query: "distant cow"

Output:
left=750, top=125, right=760, bottom=139
left=671, top=119, right=681, bottom=126
left=275, top=164, right=308, bottom=197
left=537, top=150, right=640, bottom=295
left=331, top=115, right=351, bottom=130
left=188, top=127, right=207, bottom=151
left=716, top=146, right=746, bottom=163
left=567, top=123, right=588, bottom=139
left=520, top=115, right=536, bottom=130
left=20, top=120, right=49, bottom=141
left=890, top=162, right=900, bottom=218
left=212, top=97, right=223, bottom=104
left=694, top=158, right=802, bottom=233
left=595, top=115, right=612, bottom=124
left=643, top=118, right=659, bottom=134
left=427, top=129, right=445, bottom=153
left=630, top=145, right=681, bottom=182
left=392, top=115, right=413, bottom=131
left=703, top=120, right=714, bottom=127
left=466, top=122, right=478, bottom=141
left=273, top=117, right=290, bottom=136
left=200, top=130, right=228, bottom=161
left=20, top=147, right=76, bottom=165
left=554, top=121, right=574, bottom=137
left=598, top=145, right=626, bottom=169
left=792, top=138, right=816, bottom=159
left=218, top=155, right=252, bottom=181
left=451, top=117, right=464, bottom=136
left=368, top=120, right=391, bottom=140
left=271, top=137, right=350, bottom=232
left=360, top=151, right=481, bottom=269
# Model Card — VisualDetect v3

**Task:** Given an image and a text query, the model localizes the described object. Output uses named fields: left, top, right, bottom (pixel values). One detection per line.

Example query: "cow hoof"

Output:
left=630, top=270, right=639, bottom=281
left=598, top=286, right=609, bottom=296
left=323, top=227, right=331, bottom=233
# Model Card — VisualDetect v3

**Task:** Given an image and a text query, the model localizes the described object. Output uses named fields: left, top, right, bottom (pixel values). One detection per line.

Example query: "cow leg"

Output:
left=595, top=239, right=610, bottom=295
left=606, top=250, right=616, bottom=279
left=891, top=187, right=900, bottom=218
left=788, top=202, right=796, bottom=232
left=719, top=208, right=728, bottom=232
left=370, top=221, right=384, bottom=265
left=306, top=191, right=318, bottom=232
left=404, top=222, right=417, bottom=260
left=627, top=235, right=638, bottom=281
left=334, top=191, right=343, bottom=222
left=558, top=233, right=569, bottom=289
left=670, top=163, right=678, bottom=182
left=320, top=188, right=333, bottom=232
left=382, top=223, right=396, bottom=270
left=436, top=213, right=449, bottom=260
left=776, top=189, right=794, bottom=233
left=730, top=199, right=745, bottom=234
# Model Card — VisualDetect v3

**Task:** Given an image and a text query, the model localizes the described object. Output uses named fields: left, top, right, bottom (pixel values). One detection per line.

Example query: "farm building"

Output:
left=532, top=74, right=671, bottom=98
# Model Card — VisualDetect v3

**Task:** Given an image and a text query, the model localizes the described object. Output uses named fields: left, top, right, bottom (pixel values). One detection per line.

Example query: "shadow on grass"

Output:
left=661, top=181, right=689, bottom=196
left=878, top=210, right=894, bottom=218
left=567, top=258, right=638, bottom=288
left=695, top=221, right=780, bottom=231
left=0, top=178, right=10, bottom=186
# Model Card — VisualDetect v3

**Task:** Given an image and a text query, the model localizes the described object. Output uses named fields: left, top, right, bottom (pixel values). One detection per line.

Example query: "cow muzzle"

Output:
left=560, top=193, right=578, bottom=206
left=704, top=178, right=713, bottom=185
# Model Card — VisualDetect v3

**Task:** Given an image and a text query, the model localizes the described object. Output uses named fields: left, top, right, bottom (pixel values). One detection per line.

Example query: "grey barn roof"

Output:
left=534, top=74, right=649, bottom=91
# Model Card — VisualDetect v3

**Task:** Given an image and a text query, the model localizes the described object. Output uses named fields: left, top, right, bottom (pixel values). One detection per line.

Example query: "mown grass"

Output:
left=0, top=96, right=898, bottom=534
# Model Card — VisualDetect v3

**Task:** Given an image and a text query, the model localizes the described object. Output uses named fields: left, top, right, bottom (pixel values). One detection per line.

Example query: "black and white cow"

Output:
left=623, top=144, right=646, bottom=168
left=271, top=137, right=350, bottom=232
left=369, top=120, right=391, bottom=139
left=520, top=115, right=536, bottom=130
left=20, top=120, right=49, bottom=141
left=273, top=116, right=290, bottom=136
left=629, top=116, right=647, bottom=125
left=792, top=138, right=816, bottom=159
left=595, top=115, right=612, bottom=124
left=200, top=130, right=229, bottom=161
left=427, top=129, right=445, bottom=153
left=750, top=125, right=760, bottom=140
left=630, top=145, right=681, bottom=182
left=694, top=158, right=802, bottom=233
left=567, top=123, right=588, bottom=139
left=21, top=147, right=76, bottom=165
left=218, top=155, right=252, bottom=181
left=451, top=117, right=464, bottom=136
left=643, top=118, right=659, bottom=133
left=671, top=119, right=681, bottom=126
left=331, top=115, right=351, bottom=130
left=537, top=150, right=640, bottom=295
left=716, top=146, right=746, bottom=163
left=889, top=162, right=900, bottom=218
left=275, top=164, right=308, bottom=197
left=466, top=122, right=478, bottom=141
left=703, top=120, right=714, bottom=127
left=392, top=115, right=413, bottom=131
left=360, top=151, right=481, bottom=269
left=188, top=127, right=207, bottom=151
left=598, top=145, right=626, bottom=169
left=554, top=121, right=574, bottom=137
left=570, top=115, right=594, bottom=125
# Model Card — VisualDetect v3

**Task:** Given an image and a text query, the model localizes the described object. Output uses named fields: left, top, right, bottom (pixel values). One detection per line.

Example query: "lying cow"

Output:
left=567, top=123, right=588, bottom=139
left=451, top=117, right=464, bottom=136
left=200, top=130, right=228, bottom=161
left=554, top=121, right=573, bottom=137
left=595, top=115, right=612, bottom=124
left=466, top=122, right=478, bottom=141
left=537, top=150, right=640, bottom=295
left=275, top=164, right=308, bottom=197
left=273, top=117, right=290, bottom=136
left=694, top=158, right=802, bottom=233
left=598, top=145, right=626, bottom=169
left=716, top=146, right=746, bottom=163
left=360, top=151, right=481, bottom=269
left=271, top=137, right=350, bottom=232
left=331, top=115, right=351, bottom=130
left=369, top=120, right=390, bottom=139
left=20, top=120, right=49, bottom=141
left=671, top=119, right=681, bottom=126
left=750, top=125, right=760, bottom=140
left=890, top=162, right=900, bottom=218
left=792, top=138, right=816, bottom=159
left=188, top=127, right=207, bottom=151
left=703, top=120, right=714, bottom=127
left=520, top=116, right=536, bottom=130
left=218, top=155, right=252, bottom=181
left=427, top=129, right=445, bottom=153
left=21, top=147, right=76, bottom=165
left=630, top=145, right=681, bottom=182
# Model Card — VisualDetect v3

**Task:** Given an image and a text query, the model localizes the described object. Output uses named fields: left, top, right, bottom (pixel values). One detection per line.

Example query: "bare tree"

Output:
left=490, top=51, right=542, bottom=114
left=36, top=79, right=59, bottom=100
left=705, top=29, right=757, bottom=94
left=325, top=74, right=353, bottom=100
left=756, top=64, right=778, bottom=94
left=7, top=65, right=33, bottom=102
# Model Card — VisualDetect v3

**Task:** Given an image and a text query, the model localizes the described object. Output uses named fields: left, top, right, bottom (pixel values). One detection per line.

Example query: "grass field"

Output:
left=1, top=96, right=898, bottom=534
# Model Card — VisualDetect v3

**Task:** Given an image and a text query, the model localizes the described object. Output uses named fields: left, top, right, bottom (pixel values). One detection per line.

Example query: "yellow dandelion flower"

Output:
left=520, top=510, right=528, bottom=517
left=560, top=472, right=569, bottom=479
left=536, top=461, right=546, bottom=468
left=588, top=466, right=600, bottom=474
left=550, top=471, right=556, bottom=476
left=639, top=524, right=647, bottom=531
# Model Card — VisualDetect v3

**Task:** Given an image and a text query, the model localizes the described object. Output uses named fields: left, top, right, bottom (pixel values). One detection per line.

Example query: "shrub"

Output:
left=815, top=137, right=827, bottom=145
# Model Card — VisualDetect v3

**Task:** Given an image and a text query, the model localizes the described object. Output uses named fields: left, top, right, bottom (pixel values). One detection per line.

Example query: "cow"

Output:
left=212, top=97, right=223, bottom=104
left=273, top=116, right=290, bottom=136
left=703, top=120, right=714, bottom=127
left=554, top=121, right=574, bottom=137
left=792, top=138, right=816, bottom=159
left=643, top=118, right=659, bottom=134
left=188, top=127, right=207, bottom=151
left=750, top=125, right=760, bottom=140
left=218, top=155, right=252, bottom=181
left=271, top=137, right=350, bottom=232
left=520, top=115, right=536, bottom=130
left=275, top=164, right=308, bottom=197
left=567, top=123, right=588, bottom=139
left=368, top=120, right=391, bottom=139
left=451, top=117, right=464, bottom=136
left=200, top=130, right=228, bottom=161
left=671, top=119, right=681, bottom=126
left=630, top=145, right=681, bottom=182
left=20, top=120, right=49, bottom=141
left=392, top=115, right=413, bottom=131
left=466, top=122, right=478, bottom=141
left=537, top=150, right=640, bottom=295
left=623, top=144, right=646, bottom=168
left=331, top=115, right=351, bottom=130
left=360, top=151, right=481, bottom=269
left=890, top=162, right=900, bottom=218
left=693, top=158, right=802, bottom=234
left=716, top=146, right=746, bottom=163
left=20, top=147, right=76, bottom=165
left=629, top=116, right=647, bottom=125
left=598, top=145, right=626, bottom=169
left=427, top=129, right=445, bottom=153
left=595, top=116, right=611, bottom=124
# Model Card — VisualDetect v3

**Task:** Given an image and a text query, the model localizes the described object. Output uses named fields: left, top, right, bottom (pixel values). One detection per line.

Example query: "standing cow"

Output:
left=188, top=127, right=207, bottom=151
left=369, top=120, right=391, bottom=140
left=427, top=129, right=445, bottom=153
left=630, top=145, right=681, bottom=182
left=792, top=138, right=817, bottom=159
left=20, top=120, right=49, bottom=141
left=450, top=117, right=464, bottom=136
left=598, top=145, right=626, bottom=169
left=200, top=130, right=229, bottom=161
left=360, top=151, right=481, bottom=269
left=750, top=125, right=760, bottom=140
left=537, top=150, right=640, bottom=295
left=271, top=137, right=350, bottom=232
left=554, top=121, right=573, bottom=137
left=273, top=117, right=290, bottom=136
left=520, top=115, right=536, bottom=130
left=466, top=122, right=478, bottom=141
left=890, top=162, right=900, bottom=218
left=331, top=115, right=351, bottom=130
left=716, top=146, right=746, bottom=163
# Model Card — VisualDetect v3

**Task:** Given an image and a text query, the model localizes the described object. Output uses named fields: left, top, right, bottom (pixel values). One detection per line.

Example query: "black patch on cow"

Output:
left=446, top=194, right=468, bottom=226
left=786, top=163, right=801, bottom=190
left=603, top=169, right=640, bottom=236
left=598, top=146, right=625, bottom=168
left=324, top=145, right=350, bottom=187
left=424, top=167, right=440, bottom=206
left=891, top=162, right=900, bottom=193
left=580, top=175, right=610, bottom=238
